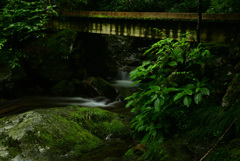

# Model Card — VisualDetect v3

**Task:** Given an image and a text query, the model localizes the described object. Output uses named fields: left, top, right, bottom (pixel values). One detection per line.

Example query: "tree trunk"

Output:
left=197, top=0, right=202, bottom=43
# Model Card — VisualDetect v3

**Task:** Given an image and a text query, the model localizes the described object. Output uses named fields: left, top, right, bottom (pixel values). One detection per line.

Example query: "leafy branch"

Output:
left=0, top=0, right=57, bottom=68
left=126, top=36, right=212, bottom=142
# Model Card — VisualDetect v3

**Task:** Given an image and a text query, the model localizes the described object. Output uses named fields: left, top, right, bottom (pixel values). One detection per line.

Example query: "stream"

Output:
left=0, top=96, right=129, bottom=117
left=0, top=69, right=135, bottom=117
left=0, top=68, right=136, bottom=161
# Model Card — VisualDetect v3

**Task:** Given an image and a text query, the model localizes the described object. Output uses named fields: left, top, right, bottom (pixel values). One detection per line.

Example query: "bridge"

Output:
left=47, top=11, right=240, bottom=42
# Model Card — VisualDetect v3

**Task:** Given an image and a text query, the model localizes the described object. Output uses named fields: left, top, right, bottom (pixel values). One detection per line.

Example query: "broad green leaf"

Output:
left=194, top=93, right=202, bottom=104
left=142, top=133, right=151, bottom=143
left=151, top=94, right=158, bottom=102
left=200, top=88, right=210, bottom=96
left=202, top=50, right=211, bottom=57
left=168, top=61, right=177, bottom=66
left=154, top=98, right=161, bottom=112
left=138, top=125, right=145, bottom=131
left=173, top=92, right=185, bottom=102
left=183, top=96, right=192, bottom=107
left=167, top=38, right=173, bottom=43
left=132, top=80, right=141, bottom=86
left=195, top=87, right=200, bottom=93
left=178, top=57, right=184, bottom=63
left=135, top=122, right=144, bottom=131
left=185, top=89, right=193, bottom=95
left=142, top=60, right=151, bottom=66
left=159, top=96, right=165, bottom=106
left=126, top=100, right=134, bottom=108
left=153, top=85, right=160, bottom=91
left=150, top=75, right=156, bottom=79
left=181, top=38, right=186, bottom=42
left=173, top=42, right=179, bottom=47
left=185, top=84, right=195, bottom=89
left=166, top=87, right=179, bottom=92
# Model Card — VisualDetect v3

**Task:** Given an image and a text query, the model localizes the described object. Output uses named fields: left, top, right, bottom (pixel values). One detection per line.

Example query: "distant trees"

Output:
left=85, top=0, right=239, bottom=13
left=0, top=0, right=56, bottom=67
left=207, top=0, right=240, bottom=13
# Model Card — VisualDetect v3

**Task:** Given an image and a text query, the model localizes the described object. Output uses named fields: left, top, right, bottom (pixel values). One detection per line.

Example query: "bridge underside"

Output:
left=47, top=17, right=239, bottom=43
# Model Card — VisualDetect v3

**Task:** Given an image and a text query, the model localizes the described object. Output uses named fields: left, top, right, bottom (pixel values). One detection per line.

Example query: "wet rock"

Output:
left=0, top=107, right=131, bottom=161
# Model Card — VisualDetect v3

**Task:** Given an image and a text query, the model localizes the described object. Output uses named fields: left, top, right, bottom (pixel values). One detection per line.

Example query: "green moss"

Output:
left=67, top=107, right=131, bottom=138
left=0, top=134, right=21, bottom=161
left=0, top=107, right=132, bottom=160
left=41, top=113, right=101, bottom=153
left=71, top=107, right=116, bottom=122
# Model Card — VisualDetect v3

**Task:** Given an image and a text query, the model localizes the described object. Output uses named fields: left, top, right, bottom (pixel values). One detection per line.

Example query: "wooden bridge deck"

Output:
left=47, top=11, right=240, bottom=42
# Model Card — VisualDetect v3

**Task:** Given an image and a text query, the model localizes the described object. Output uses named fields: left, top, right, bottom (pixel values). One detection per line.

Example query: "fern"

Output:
left=187, top=101, right=240, bottom=141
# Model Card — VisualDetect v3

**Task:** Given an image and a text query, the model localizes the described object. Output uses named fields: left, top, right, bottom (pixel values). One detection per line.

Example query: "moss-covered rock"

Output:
left=0, top=106, right=131, bottom=161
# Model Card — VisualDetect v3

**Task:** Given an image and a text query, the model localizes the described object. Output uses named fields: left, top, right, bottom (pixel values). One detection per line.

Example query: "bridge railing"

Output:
left=47, top=11, right=240, bottom=42
left=58, top=11, right=240, bottom=21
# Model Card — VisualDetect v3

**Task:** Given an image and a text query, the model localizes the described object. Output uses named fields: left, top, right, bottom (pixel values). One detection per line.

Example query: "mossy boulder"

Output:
left=0, top=107, right=131, bottom=161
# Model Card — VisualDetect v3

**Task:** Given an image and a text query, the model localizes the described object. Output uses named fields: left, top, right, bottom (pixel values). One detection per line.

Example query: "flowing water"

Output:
left=0, top=66, right=137, bottom=161
left=111, top=66, right=136, bottom=88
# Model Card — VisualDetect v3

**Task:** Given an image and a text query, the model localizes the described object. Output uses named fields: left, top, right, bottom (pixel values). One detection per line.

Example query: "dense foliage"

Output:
left=53, top=0, right=87, bottom=10
left=126, top=34, right=212, bottom=142
left=86, top=0, right=204, bottom=12
left=207, top=0, right=240, bottom=13
left=0, top=0, right=239, bottom=65
left=0, top=0, right=52, bottom=67
left=85, top=0, right=239, bottom=13
left=125, top=36, right=240, bottom=160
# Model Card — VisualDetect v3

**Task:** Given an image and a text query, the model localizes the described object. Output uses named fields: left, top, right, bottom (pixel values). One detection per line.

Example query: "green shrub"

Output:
left=126, top=34, right=212, bottom=142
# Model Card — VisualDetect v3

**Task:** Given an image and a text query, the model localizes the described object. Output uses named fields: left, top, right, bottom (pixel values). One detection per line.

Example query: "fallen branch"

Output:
left=199, top=112, right=240, bottom=161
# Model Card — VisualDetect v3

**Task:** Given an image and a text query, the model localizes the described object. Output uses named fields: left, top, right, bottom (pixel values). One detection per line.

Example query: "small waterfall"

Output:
left=117, top=68, right=130, bottom=80
left=112, top=66, right=136, bottom=88
left=111, top=66, right=137, bottom=101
